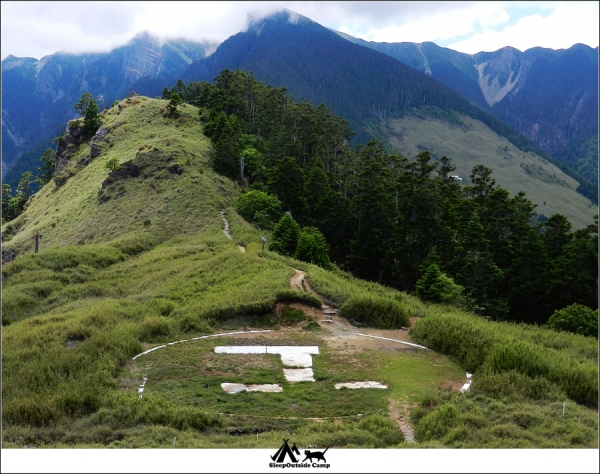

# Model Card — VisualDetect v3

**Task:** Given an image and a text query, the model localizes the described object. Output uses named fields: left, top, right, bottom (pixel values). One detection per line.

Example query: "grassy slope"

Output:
left=1, top=98, right=597, bottom=449
left=2, top=96, right=238, bottom=254
left=378, top=110, right=596, bottom=229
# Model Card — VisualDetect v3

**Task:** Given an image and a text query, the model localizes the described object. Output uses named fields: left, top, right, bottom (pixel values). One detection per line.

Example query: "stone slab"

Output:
left=283, top=368, right=315, bottom=382
left=221, top=383, right=283, bottom=393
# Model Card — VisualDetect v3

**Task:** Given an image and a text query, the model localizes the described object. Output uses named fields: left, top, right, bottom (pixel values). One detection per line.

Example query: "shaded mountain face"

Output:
left=183, top=10, right=539, bottom=157
left=478, top=44, right=598, bottom=184
left=332, top=31, right=598, bottom=185
left=1, top=32, right=214, bottom=187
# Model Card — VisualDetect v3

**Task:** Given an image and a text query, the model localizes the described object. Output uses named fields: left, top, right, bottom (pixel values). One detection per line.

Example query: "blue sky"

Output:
left=1, top=1, right=598, bottom=60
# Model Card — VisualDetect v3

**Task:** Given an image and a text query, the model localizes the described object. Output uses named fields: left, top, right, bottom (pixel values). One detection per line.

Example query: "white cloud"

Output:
left=343, top=3, right=511, bottom=44
left=448, top=2, right=599, bottom=53
left=1, top=1, right=598, bottom=60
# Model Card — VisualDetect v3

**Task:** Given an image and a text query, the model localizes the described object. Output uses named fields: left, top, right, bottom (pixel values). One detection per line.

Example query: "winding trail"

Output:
left=287, top=269, right=424, bottom=442
left=219, top=210, right=245, bottom=253
left=289, top=269, right=427, bottom=350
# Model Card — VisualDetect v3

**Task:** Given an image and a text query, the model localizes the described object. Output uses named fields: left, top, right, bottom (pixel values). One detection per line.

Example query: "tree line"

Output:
left=168, top=69, right=597, bottom=326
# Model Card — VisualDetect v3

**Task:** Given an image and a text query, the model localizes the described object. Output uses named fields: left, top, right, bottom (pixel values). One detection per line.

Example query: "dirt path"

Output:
left=219, top=210, right=245, bottom=253
left=219, top=210, right=232, bottom=240
left=290, top=269, right=305, bottom=291
left=388, top=399, right=416, bottom=443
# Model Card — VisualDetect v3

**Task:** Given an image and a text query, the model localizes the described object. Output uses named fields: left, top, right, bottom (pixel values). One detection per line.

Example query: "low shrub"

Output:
left=340, top=294, right=409, bottom=329
left=94, top=393, right=223, bottom=432
left=414, top=404, right=459, bottom=441
left=139, top=316, right=173, bottom=342
left=303, top=321, right=321, bottom=332
left=411, top=310, right=598, bottom=405
left=275, top=290, right=322, bottom=308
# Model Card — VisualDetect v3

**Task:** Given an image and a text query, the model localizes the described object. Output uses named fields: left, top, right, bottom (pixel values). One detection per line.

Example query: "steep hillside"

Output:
left=482, top=44, right=599, bottom=184
left=374, top=107, right=596, bottom=229
left=332, top=32, right=491, bottom=113
left=1, top=33, right=214, bottom=188
left=182, top=11, right=537, bottom=155
left=2, top=96, right=236, bottom=255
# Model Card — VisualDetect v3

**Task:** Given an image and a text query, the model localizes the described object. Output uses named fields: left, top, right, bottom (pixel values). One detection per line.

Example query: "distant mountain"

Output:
left=182, top=11, right=537, bottom=154
left=331, top=31, right=599, bottom=186
left=1, top=32, right=214, bottom=188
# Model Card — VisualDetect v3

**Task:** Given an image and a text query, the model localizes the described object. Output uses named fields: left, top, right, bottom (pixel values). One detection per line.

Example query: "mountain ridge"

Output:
left=330, top=28, right=598, bottom=185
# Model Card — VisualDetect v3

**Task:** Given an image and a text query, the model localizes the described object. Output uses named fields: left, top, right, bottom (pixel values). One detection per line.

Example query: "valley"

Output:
left=377, top=109, right=595, bottom=229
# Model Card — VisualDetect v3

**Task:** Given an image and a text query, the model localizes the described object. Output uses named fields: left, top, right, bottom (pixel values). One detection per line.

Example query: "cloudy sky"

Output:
left=1, top=1, right=598, bottom=60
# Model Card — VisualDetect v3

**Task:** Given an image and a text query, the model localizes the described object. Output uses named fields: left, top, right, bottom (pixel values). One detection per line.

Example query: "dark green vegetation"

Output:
left=2, top=92, right=597, bottom=450
left=547, top=304, right=598, bottom=339
left=178, top=69, right=597, bottom=326
left=410, top=310, right=598, bottom=406
left=381, top=111, right=596, bottom=227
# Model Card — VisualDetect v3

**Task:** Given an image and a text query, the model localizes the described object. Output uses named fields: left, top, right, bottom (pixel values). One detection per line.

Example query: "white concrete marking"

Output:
left=335, top=381, right=388, bottom=389
left=356, top=333, right=428, bottom=349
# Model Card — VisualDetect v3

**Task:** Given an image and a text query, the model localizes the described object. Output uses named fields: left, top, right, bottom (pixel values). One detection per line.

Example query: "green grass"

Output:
left=410, top=307, right=598, bottom=406
left=411, top=389, right=598, bottom=448
left=2, top=95, right=597, bottom=450
left=2, top=97, right=237, bottom=255
left=383, top=110, right=596, bottom=229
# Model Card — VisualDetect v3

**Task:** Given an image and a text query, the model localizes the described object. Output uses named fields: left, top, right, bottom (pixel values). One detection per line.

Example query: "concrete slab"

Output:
left=266, top=346, right=320, bottom=355
left=215, top=346, right=268, bottom=354
left=335, top=381, right=388, bottom=389
left=284, top=368, right=315, bottom=382
left=221, top=383, right=247, bottom=394
left=221, top=383, right=283, bottom=393
left=279, top=353, right=313, bottom=367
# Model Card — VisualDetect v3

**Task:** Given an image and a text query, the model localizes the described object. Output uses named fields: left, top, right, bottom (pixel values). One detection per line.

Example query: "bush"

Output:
left=340, top=294, right=409, bottom=328
left=294, top=227, right=332, bottom=270
left=547, top=304, right=598, bottom=338
left=415, top=404, right=459, bottom=441
left=236, top=190, right=282, bottom=230
left=275, top=290, right=322, bottom=308
left=95, top=393, right=223, bottom=432
left=473, top=370, right=564, bottom=401
left=303, top=321, right=321, bottom=331
left=139, top=317, right=173, bottom=342
left=410, top=310, right=598, bottom=405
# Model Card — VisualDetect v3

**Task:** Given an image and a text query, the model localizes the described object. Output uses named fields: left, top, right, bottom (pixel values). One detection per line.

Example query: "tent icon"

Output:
left=271, top=439, right=301, bottom=463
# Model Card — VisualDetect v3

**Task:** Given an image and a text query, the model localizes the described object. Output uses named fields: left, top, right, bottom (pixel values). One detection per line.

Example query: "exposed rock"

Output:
left=90, top=144, right=101, bottom=158
left=1, top=247, right=18, bottom=263
left=167, top=164, right=184, bottom=175
left=54, top=172, right=74, bottom=188
left=101, top=161, right=141, bottom=189
left=54, top=121, right=88, bottom=176
left=95, top=126, right=108, bottom=138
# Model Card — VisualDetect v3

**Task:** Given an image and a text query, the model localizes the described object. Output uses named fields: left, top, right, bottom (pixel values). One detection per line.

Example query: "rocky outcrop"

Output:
left=1, top=247, right=18, bottom=263
left=53, top=120, right=87, bottom=179
left=101, top=161, right=141, bottom=188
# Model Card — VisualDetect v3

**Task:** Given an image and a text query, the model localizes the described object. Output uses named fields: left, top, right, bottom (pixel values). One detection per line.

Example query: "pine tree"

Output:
left=269, top=214, right=300, bottom=256
left=2, top=183, right=13, bottom=222
left=35, top=148, right=56, bottom=186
